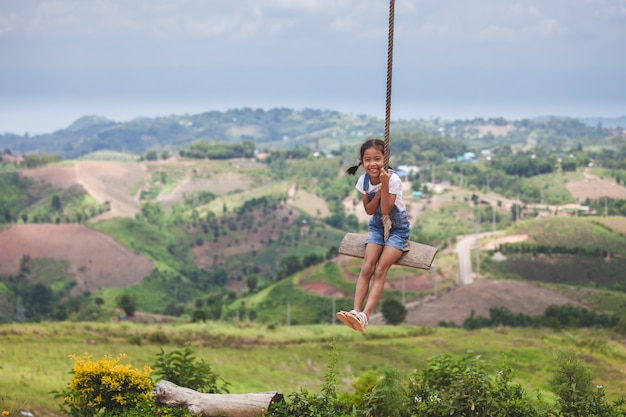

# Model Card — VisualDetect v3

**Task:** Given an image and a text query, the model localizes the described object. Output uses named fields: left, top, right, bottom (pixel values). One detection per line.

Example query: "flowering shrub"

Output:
left=54, top=353, right=153, bottom=417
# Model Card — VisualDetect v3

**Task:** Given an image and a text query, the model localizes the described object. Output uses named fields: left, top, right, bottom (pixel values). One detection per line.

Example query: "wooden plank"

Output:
left=338, top=233, right=438, bottom=270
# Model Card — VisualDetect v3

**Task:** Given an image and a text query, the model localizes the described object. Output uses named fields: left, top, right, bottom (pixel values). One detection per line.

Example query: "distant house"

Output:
left=398, top=165, right=420, bottom=174
left=396, top=170, right=410, bottom=179
left=463, top=152, right=476, bottom=161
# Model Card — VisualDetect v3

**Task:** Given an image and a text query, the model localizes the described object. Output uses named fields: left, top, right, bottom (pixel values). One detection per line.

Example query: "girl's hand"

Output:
left=379, top=167, right=390, bottom=186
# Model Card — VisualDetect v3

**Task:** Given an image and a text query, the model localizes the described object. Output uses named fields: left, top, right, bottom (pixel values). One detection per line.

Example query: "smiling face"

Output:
left=362, top=147, right=385, bottom=182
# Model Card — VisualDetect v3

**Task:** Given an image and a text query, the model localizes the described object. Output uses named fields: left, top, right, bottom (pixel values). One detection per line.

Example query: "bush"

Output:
left=268, top=340, right=352, bottom=416
left=381, top=298, right=407, bottom=325
left=548, top=349, right=626, bottom=416
left=360, top=366, right=408, bottom=417
left=152, top=345, right=230, bottom=394
left=408, top=352, right=541, bottom=417
left=53, top=353, right=153, bottom=417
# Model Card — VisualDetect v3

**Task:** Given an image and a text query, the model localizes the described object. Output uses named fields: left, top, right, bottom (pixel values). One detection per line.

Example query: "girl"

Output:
left=337, top=138, right=410, bottom=333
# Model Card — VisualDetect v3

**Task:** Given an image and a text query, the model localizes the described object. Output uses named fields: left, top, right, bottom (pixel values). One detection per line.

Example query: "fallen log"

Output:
left=153, top=380, right=284, bottom=417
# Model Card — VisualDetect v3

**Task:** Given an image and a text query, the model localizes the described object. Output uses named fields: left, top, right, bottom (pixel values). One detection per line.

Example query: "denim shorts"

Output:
left=364, top=210, right=410, bottom=252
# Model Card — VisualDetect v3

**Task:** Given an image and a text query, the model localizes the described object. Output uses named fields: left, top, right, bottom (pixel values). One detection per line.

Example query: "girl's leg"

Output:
left=353, top=243, right=383, bottom=312
left=362, top=245, right=403, bottom=318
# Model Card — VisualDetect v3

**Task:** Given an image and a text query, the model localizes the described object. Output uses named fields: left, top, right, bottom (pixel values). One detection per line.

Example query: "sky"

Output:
left=1, top=0, right=625, bottom=134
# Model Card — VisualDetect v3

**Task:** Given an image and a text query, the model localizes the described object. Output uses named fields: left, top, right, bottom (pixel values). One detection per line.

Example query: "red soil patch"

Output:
left=0, top=224, right=153, bottom=296
left=300, top=281, right=344, bottom=297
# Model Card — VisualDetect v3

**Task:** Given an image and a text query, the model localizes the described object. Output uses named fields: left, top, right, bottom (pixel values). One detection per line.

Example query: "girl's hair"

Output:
left=346, top=138, right=386, bottom=175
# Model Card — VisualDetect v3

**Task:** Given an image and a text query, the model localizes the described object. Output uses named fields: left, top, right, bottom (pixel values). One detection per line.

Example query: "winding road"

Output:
left=456, top=231, right=502, bottom=285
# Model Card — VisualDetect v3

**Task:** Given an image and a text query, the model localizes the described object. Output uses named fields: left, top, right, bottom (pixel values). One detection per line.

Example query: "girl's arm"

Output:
left=379, top=182, right=397, bottom=215
left=362, top=168, right=397, bottom=215
left=362, top=190, right=380, bottom=215
left=379, top=167, right=397, bottom=215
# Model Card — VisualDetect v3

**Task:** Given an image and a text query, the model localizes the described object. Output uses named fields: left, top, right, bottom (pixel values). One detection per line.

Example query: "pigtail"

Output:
left=346, top=162, right=361, bottom=175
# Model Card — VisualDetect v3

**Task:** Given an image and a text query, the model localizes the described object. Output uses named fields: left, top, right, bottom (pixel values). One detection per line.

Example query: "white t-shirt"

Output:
left=355, top=171, right=406, bottom=212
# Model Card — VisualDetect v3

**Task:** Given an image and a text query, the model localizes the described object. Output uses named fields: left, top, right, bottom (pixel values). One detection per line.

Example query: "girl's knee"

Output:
left=373, top=265, right=392, bottom=280
left=360, top=262, right=376, bottom=276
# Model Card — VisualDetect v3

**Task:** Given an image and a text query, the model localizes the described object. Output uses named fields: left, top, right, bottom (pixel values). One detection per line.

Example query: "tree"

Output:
left=51, top=194, right=62, bottom=211
left=144, top=150, right=158, bottom=161
left=246, top=274, right=259, bottom=293
left=116, top=293, right=138, bottom=317
left=381, top=298, right=407, bottom=325
left=276, top=255, right=301, bottom=280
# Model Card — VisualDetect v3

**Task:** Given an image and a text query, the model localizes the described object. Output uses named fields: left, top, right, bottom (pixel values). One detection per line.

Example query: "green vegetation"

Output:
left=2, top=111, right=626, bottom=327
left=0, top=170, right=108, bottom=225
left=2, top=323, right=626, bottom=416
left=2, top=111, right=626, bottom=413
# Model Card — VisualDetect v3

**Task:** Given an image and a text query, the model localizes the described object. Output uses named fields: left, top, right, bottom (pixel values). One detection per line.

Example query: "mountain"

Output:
left=2, top=107, right=622, bottom=160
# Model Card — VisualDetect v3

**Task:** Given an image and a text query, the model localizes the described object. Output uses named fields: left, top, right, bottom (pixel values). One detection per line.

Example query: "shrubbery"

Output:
left=461, top=305, right=618, bottom=331
left=53, top=343, right=626, bottom=417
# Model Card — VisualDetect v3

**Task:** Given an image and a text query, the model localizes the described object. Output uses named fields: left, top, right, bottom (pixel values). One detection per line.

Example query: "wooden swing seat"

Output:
left=339, top=233, right=438, bottom=270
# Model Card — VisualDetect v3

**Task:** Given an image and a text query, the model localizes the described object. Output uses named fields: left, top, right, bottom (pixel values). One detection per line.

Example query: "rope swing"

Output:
left=382, top=0, right=395, bottom=242
left=338, top=0, right=438, bottom=270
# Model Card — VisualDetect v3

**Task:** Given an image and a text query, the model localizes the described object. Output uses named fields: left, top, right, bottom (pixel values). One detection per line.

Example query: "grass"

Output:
left=79, top=151, right=139, bottom=162
left=589, top=216, right=626, bottom=236
left=2, top=322, right=626, bottom=416
left=510, top=216, right=626, bottom=256
left=199, top=180, right=291, bottom=218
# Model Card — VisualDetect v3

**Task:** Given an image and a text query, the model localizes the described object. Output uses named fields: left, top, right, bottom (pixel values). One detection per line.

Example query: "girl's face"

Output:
left=362, top=147, right=385, bottom=179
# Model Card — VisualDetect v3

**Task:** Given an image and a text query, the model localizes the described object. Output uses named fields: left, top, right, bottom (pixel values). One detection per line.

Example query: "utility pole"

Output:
left=475, top=210, right=481, bottom=277
left=286, top=301, right=291, bottom=326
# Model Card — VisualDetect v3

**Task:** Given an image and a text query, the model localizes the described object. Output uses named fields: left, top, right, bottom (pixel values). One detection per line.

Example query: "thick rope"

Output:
left=383, top=0, right=395, bottom=242
left=384, top=0, right=394, bottom=170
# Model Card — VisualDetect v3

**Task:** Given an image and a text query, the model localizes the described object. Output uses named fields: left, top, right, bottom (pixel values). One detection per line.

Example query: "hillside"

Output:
left=0, top=224, right=153, bottom=292
left=402, top=279, right=584, bottom=327
left=1, top=109, right=626, bottom=326
left=3, top=153, right=626, bottom=324
left=20, top=160, right=148, bottom=219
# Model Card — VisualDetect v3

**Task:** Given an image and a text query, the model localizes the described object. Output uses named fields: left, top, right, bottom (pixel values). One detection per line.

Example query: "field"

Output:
left=0, top=224, right=153, bottom=296
left=20, top=161, right=148, bottom=219
left=566, top=168, right=626, bottom=201
left=2, top=322, right=626, bottom=416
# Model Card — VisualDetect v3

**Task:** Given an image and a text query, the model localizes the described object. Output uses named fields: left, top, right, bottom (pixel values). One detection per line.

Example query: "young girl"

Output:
left=337, top=138, right=410, bottom=333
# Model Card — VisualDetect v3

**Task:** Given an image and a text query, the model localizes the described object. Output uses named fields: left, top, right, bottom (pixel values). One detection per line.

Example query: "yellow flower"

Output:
left=2, top=410, right=10, bottom=416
